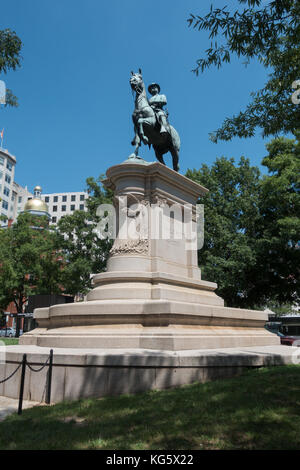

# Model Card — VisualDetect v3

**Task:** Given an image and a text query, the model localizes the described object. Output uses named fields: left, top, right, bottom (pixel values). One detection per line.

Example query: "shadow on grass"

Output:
left=1, top=365, right=300, bottom=450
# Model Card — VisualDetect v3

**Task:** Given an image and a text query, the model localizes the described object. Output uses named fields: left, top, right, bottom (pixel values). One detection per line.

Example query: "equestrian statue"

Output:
left=130, top=69, right=180, bottom=172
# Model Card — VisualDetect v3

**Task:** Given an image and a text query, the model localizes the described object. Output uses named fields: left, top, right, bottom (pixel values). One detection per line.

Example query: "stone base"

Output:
left=20, top=324, right=279, bottom=350
left=0, top=345, right=295, bottom=403
left=20, top=161, right=279, bottom=354
left=20, top=287, right=279, bottom=350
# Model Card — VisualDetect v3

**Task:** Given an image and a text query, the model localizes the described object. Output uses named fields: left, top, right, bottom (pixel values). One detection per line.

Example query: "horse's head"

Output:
left=130, top=69, right=144, bottom=92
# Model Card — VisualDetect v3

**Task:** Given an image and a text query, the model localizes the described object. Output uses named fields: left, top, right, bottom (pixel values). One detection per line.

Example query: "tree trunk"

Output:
left=15, top=295, right=24, bottom=338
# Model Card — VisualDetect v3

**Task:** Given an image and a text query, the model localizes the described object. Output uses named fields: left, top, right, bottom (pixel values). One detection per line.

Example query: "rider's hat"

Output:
left=148, top=82, right=161, bottom=93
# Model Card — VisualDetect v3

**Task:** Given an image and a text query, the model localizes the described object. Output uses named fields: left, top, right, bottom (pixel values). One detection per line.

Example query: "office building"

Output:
left=41, top=191, right=88, bottom=225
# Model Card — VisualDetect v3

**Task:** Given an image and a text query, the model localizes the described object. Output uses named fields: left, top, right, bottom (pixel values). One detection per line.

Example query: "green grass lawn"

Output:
left=1, top=365, right=300, bottom=450
left=0, top=338, right=19, bottom=346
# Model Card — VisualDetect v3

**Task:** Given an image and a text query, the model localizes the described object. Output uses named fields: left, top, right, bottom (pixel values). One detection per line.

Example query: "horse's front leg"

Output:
left=133, top=134, right=141, bottom=156
left=131, top=116, right=139, bottom=146
left=137, top=118, right=149, bottom=144
left=131, top=128, right=141, bottom=150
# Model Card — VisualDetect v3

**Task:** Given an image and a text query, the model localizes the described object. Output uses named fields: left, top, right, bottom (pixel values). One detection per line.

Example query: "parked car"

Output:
left=280, top=335, right=300, bottom=346
left=0, top=327, right=16, bottom=338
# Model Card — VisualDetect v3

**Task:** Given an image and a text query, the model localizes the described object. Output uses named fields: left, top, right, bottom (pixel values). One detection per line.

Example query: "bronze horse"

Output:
left=130, top=69, right=180, bottom=172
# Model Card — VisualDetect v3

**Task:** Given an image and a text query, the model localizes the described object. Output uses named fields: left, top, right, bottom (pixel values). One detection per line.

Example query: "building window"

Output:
left=70, top=204, right=75, bottom=211
left=0, top=157, right=4, bottom=166
left=53, top=205, right=57, bottom=212
left=11, top=193, right=15, bottom=201
left=3, top=187, right=10, bottom=197
left=6, top=161, right=13, bottom=171
left=18, top=196, right=22, bottom=203
left=45, top=196, right=49, bottom=203
left=80, top=194, right=85, bottom=201
left=79, top=204, right=84, bottom=211
left=2, top=200, right=8, bottom=210
left=5, top=174, right=11, bottom=184
left=61, top=205, right=66, bottom=212
left=62, top=195, right=67, bottom=202
left=53, top=196, right=58, bottom=203
left=52, top=216, right=57, bottom=223
left=71, top=195, right=76, bottom=202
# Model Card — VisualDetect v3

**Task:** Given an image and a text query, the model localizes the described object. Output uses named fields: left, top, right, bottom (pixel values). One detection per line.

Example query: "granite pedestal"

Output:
left=20, top=160, right=278, bottom=350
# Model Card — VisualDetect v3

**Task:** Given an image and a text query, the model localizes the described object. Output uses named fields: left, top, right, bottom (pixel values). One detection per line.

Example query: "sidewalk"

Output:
left=0, top=397, right=40, bottom=421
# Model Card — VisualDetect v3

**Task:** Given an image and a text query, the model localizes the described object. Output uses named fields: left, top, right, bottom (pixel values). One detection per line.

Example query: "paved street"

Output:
left=0, top=397, right=40, bottom=422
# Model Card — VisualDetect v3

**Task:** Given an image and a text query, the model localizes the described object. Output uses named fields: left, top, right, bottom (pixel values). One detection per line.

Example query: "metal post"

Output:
left=46, top=349, right=53, bottom=405
left=18, top=354, right=27, bottom=415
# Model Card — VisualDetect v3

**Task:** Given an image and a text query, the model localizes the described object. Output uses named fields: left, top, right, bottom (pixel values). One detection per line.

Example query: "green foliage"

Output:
left=0, top=178, right=114, bottom=310
left=188, top=0, right=300, bottom=141
left=0, top=29, right=22, bottom=74
left=187, top=156, right=261, bottom=307
left=186, top=133, right=300, bottom=307
left=4, top=88, right=18, bottom=107
left=0, top=28, right=22, bottom=108
left=264, top=301, right=298, bottom=316
left=253, top=131, right=300, bottom=305
left=0, top=212, right=65, bottom=313
left=56, top=176, right=113, bottom=295
left=0, top=311, right=6, bottom=328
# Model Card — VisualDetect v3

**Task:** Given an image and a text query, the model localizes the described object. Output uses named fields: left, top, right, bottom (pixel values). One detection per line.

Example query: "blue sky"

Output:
left=1, top=0, right=275, bottom=194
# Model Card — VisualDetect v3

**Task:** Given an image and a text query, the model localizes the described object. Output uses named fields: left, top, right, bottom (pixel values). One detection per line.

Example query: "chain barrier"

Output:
left=0, top=349, right=54, bottom=414
left=26, top=355, right=50, bottom=373
left=0, top=362, right=22, bottom=384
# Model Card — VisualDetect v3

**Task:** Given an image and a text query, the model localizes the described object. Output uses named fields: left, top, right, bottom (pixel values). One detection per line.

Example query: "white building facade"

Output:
left=0, top=148, right=34, bottom=226
left=0, top=147, right=88, bottom=226
left=0, top=148, right=16, bottom=224
left=11, top=182, right=33, bottom=220
left=41, top=191, right=88, bottom=225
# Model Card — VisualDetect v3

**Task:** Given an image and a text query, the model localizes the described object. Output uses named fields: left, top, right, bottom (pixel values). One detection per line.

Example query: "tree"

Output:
left=0, top=28, right=22, bottom=107
left=186, top=156, right=262, bottom=307
left=57, top=176, right=113, bottom=295
left=186, top=133, right=300, bottom=308
left=0, top=311, right=5, bottom=328
left=0, top=213, right=65, bottom=336
left=252, top=131, right=300, bottom=305
left=264, top=301, right=298, bottom=316
left=188, top=0, right=300, bottom=141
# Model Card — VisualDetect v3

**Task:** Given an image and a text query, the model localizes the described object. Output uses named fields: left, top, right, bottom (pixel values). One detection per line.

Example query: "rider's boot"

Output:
left=159, top=117, right=170, bottom=134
